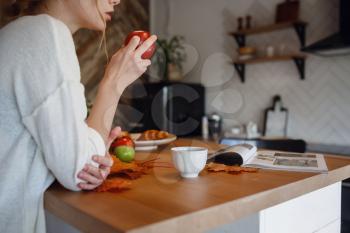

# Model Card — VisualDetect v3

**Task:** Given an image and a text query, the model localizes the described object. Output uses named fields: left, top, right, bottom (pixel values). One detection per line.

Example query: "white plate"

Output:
left=130, top=133, right=177, bottom=151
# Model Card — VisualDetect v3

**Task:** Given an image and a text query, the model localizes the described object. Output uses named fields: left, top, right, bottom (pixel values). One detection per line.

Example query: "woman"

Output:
left=0, top=0, right=157, bottom=232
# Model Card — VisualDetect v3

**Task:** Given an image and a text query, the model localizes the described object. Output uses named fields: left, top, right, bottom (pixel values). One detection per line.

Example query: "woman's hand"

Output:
left=77, top=127, right=121, bottom=190
left=103, top=35, right=157, bottom=94
left=86, top=35, right=157, bottom=144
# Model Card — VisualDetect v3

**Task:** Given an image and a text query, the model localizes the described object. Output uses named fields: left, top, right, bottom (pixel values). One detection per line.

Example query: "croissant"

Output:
left=138, top=130, right=170, bottom=141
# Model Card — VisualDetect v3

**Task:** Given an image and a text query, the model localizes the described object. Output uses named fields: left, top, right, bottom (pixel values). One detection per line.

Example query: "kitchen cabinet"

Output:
left=260, top=182, right=341, bottom=233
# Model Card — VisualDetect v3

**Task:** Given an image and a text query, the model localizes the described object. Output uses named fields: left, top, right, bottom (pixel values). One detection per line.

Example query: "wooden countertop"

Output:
left=44, top=138, right=350, bottom=233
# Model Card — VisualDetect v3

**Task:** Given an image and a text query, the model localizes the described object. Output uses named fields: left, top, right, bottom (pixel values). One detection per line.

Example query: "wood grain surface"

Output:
left=44, top=138, right=350, bottom=233
left=230, top=20, right=307, bottom=36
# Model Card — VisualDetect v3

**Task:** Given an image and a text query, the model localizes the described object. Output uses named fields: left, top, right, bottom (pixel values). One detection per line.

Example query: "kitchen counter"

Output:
left=44, top=138, right=350, bottom=233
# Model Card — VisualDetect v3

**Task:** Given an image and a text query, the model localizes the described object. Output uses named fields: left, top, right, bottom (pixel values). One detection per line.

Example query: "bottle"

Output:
left=208, top=113, right=222, bottom=140
left=202, top=116, right=209, bottom=140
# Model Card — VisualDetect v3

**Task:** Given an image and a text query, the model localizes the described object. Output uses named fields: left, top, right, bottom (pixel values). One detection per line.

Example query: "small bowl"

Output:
left=171, top=147, right=208, bottom=178
left=237, top=46, right=256, bottom=55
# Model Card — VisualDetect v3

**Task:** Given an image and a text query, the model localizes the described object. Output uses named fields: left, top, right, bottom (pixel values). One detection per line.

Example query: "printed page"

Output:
left=244, top=151, right=328, bottom=173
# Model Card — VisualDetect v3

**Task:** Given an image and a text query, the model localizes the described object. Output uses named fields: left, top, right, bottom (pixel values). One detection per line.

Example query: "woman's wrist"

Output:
left=99, top=75, right=125, bottom=100
left=87, top=78, right=122, bottom=142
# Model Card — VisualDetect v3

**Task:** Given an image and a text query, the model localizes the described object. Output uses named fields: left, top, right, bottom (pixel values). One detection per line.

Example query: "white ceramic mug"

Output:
left=171, top=147, right=208, bottom=178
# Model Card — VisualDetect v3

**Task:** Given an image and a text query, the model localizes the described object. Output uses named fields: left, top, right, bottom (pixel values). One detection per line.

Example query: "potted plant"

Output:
left=155, top=35, right=186, bottom=81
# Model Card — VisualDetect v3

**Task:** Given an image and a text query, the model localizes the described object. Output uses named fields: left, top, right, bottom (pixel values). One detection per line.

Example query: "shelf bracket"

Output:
left=233, top=34, right=246, bottom=47
left=293, top=57, right=305, bottom=80
left=293, top=23, right=306, bottom=47
left=234, top=63, right=245, bottom=83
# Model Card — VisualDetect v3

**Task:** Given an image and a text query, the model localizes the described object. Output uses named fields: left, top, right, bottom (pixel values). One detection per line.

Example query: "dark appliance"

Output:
left=302, top=0, right=350, bottom=56
left=123, top=82, right=205, bottom=137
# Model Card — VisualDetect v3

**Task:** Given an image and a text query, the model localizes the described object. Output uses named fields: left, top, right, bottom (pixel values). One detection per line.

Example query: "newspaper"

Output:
left=243, top=150, right=328, bottom=173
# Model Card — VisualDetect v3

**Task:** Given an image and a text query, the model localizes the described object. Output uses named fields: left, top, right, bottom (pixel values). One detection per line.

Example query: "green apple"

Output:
left=114, top=146, right=135, bottom=162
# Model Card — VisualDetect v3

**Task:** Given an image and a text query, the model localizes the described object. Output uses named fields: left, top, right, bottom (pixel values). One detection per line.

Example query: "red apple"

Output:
left=112, top=136, right=135, bottom=148
left=111, top=136, right=135, bottom=149
left=124, top=30, right=156, bottom=59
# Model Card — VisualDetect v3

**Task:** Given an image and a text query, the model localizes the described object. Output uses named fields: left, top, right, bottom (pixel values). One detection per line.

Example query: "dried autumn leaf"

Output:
left=207, top=162, right=228, bottom=172
left=94, top=178, right=132, bottom=193
left=239, top=167, right=259, bottom=173
left=207, top=162, right=258, bottom=174
left=226, top=166, right=242, bottom=173
left=94, top=157, right=172, bottom=193
left=110, top=156, right=140, bottom=174
left=117, top=171, right=144, bottom=180
left=227, top=169, right=242, bottom=175
left=109, top=156, right=152, bottom=180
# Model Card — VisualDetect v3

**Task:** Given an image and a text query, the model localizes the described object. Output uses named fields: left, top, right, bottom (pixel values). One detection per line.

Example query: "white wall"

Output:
left=150, top=0, right=350, bottom=146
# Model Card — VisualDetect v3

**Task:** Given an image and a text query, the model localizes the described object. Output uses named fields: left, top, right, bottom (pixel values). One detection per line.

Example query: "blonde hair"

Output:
left=95, top=0, right=109, bottom=61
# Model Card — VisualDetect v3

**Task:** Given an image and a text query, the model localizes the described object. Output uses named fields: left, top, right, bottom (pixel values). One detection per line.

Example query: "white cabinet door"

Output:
left=315, top=219, right=340, bottom=233
left=259, top=182, right=341, bottom=233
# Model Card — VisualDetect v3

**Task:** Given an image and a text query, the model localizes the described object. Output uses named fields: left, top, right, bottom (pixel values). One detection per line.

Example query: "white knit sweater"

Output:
left=0, top=14, right=106, bottom=233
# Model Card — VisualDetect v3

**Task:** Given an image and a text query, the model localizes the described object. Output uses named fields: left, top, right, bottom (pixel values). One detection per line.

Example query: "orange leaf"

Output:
left=118, top=171, right=145, bottom=180
left=207, top=162, right=228, bottom=172
left=109, top=156, right=151, bottom=180
left=207, top=162, right=258, bottom=174
left=94, top=178, right=131, bottom=193
left=110, top=156, right=140, bottom=174
left=239, top=167, right=259, bottom=173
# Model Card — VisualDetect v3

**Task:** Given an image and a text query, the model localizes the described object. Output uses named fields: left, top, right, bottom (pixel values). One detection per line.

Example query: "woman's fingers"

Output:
left=93, top=155, right=113, bottom=167
left=99, top=166, right=110, bottom=180
left=77, top=170, right=103, bottom=185
left=134, top=35, right=157, bottom=58
left=110, top=126, right=121, bottom=140
left=82, top=164, right=104, bottom=179
left=139, top=59, right=151, bottom=67
left=125, top=36, right=141, bottom=53
left=78, top=182, right=98, bottom=190
left=107, top=126, right=121, bottom=148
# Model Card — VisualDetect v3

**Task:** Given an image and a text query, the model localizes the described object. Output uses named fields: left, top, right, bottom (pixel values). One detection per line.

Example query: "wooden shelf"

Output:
left=230, top=20, right=307, bottom=36
left=234, top=54, right=306, bottom=64
left=233, top=54, right=306, bottom=83
left=229, top=20, right=307, bottom=47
